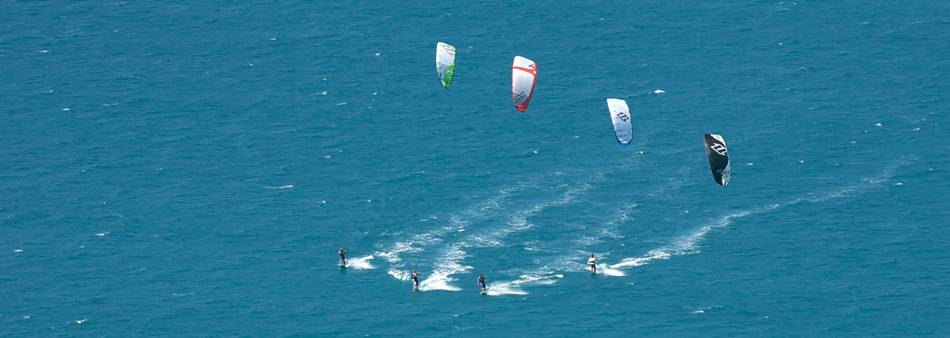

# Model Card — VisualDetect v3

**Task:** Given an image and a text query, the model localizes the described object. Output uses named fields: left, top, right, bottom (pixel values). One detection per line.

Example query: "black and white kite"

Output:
left=704, top=134, right=731, bottom=186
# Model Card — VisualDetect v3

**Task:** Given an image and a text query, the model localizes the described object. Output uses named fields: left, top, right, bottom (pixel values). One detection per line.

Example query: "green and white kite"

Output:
left=436, top=42, right=456, bottom=88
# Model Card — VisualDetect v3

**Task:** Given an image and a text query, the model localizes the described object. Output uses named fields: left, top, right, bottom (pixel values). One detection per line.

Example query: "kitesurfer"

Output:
left=411, top=269, right=420, bottom=290
left=477, top=273, right=487, bottom=292
left=588, top=254, right=597, bottom=274
left=338, top=247, right=346, bottom=266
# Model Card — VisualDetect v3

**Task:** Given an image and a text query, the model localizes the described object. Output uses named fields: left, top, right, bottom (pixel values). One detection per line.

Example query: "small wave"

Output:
left=387, top=269, right=410, bottom=281
left=376, top=230, right=444, bottom=264
left=599, top=265, right=626, bottom=277
left=345, top=255, right=376, bottom=269
left=265, top=185, right=294, bottom=189
left=523, top=240, right=541, bottom=252
left=691, top=305, right=720, bottom=315
left=486, top=285, right=527, bottom=296
left=419, top=245, right=469, bottom=292
left=486, top=274, right=563, bottom=296
left=610, top=250, right=671, bottom=269
left=419, top=272, right=463, bottom=292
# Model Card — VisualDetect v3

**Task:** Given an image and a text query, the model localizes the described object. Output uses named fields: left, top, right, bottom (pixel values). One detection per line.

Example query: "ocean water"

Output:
left=2, top=1, right=949, bottom=336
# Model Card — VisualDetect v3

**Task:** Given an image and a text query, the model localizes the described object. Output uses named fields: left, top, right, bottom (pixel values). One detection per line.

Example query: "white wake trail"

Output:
left=610, top=163, right=905, bottom=271
left=419, top=182, right=595, bottom=292
left=378, top=171, right=570, bottom=285
left=343, top=255, right=376, bottom=270
left=482, top=170, right=686, bottom=293
left=567, top=171, right=691, bottom=277
left=487, top=163, right=906, bottom=295
left=377, top=179, right=535, bottom=266
left=485, top=274, right=564, bottom=296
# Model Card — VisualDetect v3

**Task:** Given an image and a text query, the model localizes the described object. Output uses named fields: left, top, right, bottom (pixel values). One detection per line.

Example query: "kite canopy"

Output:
left=511, top=56, right=537, bottom=112
left=704, top=134, right=731, bottom=186
left=436, top=42, right=456, bottom=88
left=606, top=98, right=632, bottom=145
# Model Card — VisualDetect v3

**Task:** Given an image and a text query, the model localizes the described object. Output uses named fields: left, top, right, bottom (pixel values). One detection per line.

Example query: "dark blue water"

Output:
left=2, top=1, right=948, bottom=336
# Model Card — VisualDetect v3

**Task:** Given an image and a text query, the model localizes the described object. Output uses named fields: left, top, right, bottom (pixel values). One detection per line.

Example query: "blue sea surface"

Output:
left=2, top=1, right=949, bottom=336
